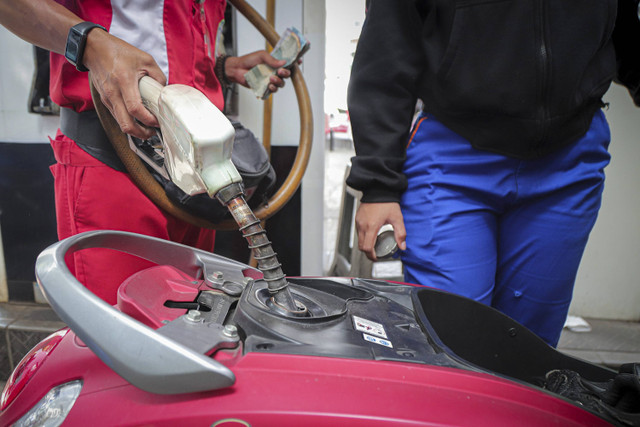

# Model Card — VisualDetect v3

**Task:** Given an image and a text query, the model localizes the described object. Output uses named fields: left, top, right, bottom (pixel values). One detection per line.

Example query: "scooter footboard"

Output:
left=412, top=287, right=616, bottom=384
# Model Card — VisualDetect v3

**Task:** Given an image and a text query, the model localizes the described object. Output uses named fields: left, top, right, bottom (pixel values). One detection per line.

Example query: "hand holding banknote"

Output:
left=224, top=51, right=290, bottom=94
left=245, top=27, right=311, bottom=100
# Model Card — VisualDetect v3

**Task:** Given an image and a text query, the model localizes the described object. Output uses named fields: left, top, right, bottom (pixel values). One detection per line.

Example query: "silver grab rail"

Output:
left=35, top=230, right=250, bottom=394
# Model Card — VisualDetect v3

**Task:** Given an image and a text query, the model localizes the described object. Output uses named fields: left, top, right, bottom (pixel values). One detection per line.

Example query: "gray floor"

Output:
left=558, top=318, right=640, bottom=369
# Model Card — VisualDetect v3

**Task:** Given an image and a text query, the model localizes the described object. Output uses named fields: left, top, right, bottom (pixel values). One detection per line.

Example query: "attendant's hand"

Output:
left=224, top=51, right=291, bottom=93
left=355, top=202, right=407, bottom=261
left=83, top=29, right=166, bottom=140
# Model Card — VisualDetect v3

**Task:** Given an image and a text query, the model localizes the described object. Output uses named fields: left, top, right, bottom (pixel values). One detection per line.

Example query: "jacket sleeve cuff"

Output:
left=359, top=189, right=402, bottom=204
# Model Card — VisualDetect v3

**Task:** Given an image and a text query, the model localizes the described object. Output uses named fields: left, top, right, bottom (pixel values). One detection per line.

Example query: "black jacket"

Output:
left=347, top=0, right=640, bottom=203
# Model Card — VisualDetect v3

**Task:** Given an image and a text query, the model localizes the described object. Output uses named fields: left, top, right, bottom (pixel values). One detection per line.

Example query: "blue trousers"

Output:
left=400, top=110, right=611, bottom=347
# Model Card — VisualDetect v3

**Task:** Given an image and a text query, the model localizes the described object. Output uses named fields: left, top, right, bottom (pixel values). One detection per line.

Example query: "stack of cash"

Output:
left=245, top=27, right=311, bottom=100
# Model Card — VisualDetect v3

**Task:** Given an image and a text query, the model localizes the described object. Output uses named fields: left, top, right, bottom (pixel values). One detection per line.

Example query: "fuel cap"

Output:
left=374, top=224, right=398, bottom=259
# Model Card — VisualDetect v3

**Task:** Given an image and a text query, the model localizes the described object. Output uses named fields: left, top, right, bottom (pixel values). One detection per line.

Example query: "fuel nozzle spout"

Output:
left=136, top=77, right=302, bottom=314
left=216, top=183, right=304, bottom=314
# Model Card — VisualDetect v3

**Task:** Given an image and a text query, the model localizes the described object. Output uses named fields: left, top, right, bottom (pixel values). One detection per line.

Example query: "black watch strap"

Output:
left=64, top=22, right=107, bottom=72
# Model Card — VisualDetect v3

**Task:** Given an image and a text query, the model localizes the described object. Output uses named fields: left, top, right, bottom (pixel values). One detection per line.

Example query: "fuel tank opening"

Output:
left=254, top=287, right=325, bottom=318
left=268, top=296, right=309, bottom=317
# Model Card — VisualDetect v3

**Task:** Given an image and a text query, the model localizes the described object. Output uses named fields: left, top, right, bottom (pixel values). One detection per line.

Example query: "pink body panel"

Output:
left=1, top=329, right=609, bottom=427
left=0, top=265, right=611, bottom=426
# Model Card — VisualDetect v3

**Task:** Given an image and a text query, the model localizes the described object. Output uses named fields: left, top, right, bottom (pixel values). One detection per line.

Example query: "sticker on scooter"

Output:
left=363, top=333, right=393, bottom=348
left=352, top=315, right=387, bottom=338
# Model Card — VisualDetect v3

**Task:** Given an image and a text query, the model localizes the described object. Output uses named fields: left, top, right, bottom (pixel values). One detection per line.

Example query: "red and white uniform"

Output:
left=51, top=0, right=227, bottom=111
left=48, top=0, right=226, bottom=304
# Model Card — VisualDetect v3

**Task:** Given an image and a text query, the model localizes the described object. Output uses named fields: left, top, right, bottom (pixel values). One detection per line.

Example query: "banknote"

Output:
left=245, top=27, right=310, bottom=100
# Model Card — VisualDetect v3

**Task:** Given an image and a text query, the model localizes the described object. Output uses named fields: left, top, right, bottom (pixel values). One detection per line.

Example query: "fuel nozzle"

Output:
left=138, top=76, right=302, bottom=314
left=216, top=183, right=303, bottom=314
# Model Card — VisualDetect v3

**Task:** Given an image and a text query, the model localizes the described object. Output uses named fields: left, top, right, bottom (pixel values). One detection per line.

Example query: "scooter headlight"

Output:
left=13, top=380, right=82, bottom=427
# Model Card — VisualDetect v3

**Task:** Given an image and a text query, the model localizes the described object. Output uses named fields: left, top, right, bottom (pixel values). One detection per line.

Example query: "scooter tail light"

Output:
left=1, top=329, right=69, bottom=411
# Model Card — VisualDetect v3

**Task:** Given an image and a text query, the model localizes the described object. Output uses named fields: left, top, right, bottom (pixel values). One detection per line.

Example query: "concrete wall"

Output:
left=0, top=26, right=58, bottom=142
left=570, top=83, right=640, bottom=321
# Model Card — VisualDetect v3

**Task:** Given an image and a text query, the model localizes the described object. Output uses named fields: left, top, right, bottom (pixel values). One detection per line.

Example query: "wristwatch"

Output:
left=64, top=22, right=107, bottom=72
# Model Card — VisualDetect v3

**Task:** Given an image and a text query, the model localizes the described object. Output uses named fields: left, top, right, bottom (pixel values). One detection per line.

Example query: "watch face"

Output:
left=65, top=28, right=83, bottom=66
left=64, top=23, right=105, bottom=71
left=66, top=46, right=79, bottom=64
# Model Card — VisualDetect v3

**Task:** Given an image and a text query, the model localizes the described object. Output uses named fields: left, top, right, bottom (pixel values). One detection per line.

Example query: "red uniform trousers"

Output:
left=49, top=130, right=215, bottom=304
